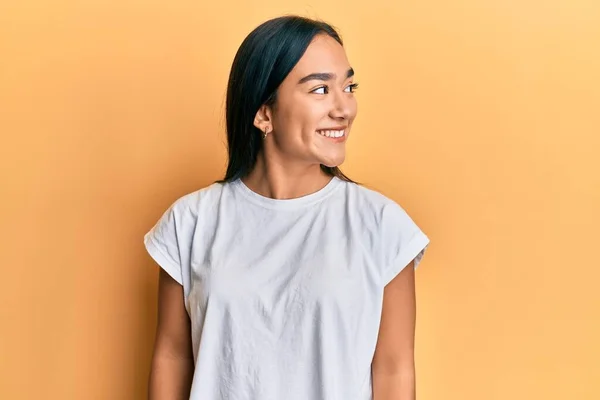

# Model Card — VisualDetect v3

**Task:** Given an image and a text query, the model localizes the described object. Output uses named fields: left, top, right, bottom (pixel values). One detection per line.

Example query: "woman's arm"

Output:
left=148, top=268, right=195, bottom=400
left=372, top=260, right=417, bottom=400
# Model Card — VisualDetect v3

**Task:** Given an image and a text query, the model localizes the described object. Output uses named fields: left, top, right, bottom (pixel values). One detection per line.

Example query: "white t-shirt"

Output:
left=144, top=176, right=430, bottom=400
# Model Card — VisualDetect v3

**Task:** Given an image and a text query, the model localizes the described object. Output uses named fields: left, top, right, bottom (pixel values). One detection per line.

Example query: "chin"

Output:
left=320, top=154, right=346, bottom=168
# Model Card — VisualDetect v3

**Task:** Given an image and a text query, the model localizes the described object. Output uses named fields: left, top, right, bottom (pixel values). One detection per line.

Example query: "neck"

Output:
left=241, top=151, right=333, bottom=200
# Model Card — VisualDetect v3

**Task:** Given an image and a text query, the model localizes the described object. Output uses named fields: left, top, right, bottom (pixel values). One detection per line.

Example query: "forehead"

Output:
left=289, top=34, right=350, bottom=78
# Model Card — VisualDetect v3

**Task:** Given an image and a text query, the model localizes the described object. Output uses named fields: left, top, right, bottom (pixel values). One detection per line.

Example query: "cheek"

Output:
left=304, top=101, right=331, bottom=132
left=285, top=101, right=326, bottom=136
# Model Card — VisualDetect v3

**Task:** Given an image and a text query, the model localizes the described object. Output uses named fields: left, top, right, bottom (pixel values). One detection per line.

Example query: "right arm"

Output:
left=148, top=268, right=195, bottom=399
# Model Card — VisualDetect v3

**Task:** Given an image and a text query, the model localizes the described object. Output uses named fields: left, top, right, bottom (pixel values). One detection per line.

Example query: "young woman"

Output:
left=145, top=15, right=430, bottom=400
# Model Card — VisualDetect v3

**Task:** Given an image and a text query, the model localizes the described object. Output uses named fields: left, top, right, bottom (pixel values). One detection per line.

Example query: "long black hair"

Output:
left=217, top=15, right=356, bottom=184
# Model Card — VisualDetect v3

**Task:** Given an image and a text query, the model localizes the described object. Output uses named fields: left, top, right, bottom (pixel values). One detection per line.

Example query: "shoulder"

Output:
left=167, top=181, right=227, bottom=217
left=342, top=180, right=429, bottom=270
left=341, top=180, right=411, bottom=225
left=344, top=182, right=430, bottom=282
left=147, top=181, right=227, bottom=248
left=351, top=182, right=398, bottom=207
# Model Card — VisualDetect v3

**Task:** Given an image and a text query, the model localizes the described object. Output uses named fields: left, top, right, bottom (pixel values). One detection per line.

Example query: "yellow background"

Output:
left=1, top=0, right=599, bottom=399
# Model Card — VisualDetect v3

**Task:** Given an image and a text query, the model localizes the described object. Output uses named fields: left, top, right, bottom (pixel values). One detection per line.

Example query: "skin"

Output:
left=372, top=260, right=417, bottom=400
left=246, top=33, right=358, bottom=199
left=149, top=269, right=194, bottom=399
left=149, top=33, right=417, bottom=399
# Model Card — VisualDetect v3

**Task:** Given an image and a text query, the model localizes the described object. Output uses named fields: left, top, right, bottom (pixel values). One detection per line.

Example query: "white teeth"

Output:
left=317, top=129, right=345, bottom=138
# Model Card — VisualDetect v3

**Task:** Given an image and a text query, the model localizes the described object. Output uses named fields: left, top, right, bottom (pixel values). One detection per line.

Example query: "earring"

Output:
left=262, top=127, right=270, bottom=139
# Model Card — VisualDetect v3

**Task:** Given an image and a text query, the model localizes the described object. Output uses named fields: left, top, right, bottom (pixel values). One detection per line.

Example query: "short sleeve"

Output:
left=143, top=203, right=184, bottom=285
left=381, top=201, right=430, bottom=286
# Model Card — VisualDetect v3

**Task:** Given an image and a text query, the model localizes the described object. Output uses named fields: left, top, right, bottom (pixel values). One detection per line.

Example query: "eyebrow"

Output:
left=297, top=68, right=355, bottom=84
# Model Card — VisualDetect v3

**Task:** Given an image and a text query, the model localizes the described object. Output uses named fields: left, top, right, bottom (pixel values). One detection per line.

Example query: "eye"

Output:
left=311, top=86, right=328, bottom=95
left=344, top=83, right=360, bottom=93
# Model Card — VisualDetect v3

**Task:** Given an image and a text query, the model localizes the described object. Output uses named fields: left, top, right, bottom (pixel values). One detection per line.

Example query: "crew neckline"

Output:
left=231, top=176, right=343, bottom=210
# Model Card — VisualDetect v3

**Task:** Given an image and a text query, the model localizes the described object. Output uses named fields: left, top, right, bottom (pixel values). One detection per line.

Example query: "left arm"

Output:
left=372, top=260, right=417, bottom=400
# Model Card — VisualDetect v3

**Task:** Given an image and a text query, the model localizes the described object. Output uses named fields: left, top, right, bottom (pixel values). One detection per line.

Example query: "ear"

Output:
left=253, top=104, right=273, bottom=133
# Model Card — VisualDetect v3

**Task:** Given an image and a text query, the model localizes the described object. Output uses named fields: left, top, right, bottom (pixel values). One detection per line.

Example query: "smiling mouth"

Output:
left=316, top=129, right=346, bottom=138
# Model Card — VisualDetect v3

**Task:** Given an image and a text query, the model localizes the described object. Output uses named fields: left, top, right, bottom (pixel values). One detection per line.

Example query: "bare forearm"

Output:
left=148, top=355, right=195, bottom=400
left=372, top=368, right=416, bottom=400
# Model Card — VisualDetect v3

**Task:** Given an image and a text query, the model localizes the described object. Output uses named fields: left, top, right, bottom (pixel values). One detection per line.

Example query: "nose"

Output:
left=329, top=89, right=353, bottom=121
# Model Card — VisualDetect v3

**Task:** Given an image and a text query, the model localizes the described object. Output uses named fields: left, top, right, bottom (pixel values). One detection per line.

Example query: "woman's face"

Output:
left=261, top=34, right=358, bottom=168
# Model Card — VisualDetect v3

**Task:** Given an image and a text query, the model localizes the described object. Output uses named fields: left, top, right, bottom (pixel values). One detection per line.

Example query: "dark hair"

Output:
left=217, top=15, right=356, bottom=184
